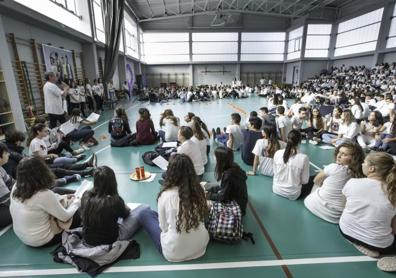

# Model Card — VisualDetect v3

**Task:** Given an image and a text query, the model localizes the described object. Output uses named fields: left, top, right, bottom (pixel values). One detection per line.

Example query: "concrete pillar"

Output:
left=0, top=14, right=25, bottom=131
left=117, top=54, right=126, bottom=87
left=82, top=42, right=99, bottom=81
left=374, top=2, right=395, bottom=65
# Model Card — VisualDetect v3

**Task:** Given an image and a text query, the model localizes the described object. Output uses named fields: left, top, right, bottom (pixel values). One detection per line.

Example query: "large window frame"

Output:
left=304, top=24, right=331, bottom=58
left=241, top=32, right=285, bottom=62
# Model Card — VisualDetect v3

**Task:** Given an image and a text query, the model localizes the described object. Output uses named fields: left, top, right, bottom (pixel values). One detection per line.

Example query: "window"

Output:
left=387, top=5, right=396, bottom=48
left=142, top=32, right=189, bottom=64
left=241, top=32, right=285, bottom=61
left=304, top=24, right=332, bottom=58
left=139, top=28, right=144, bottom=62
left=124, top=13, right=138, bottom=58
left=335, top=8, right=383, bottom=57
left=192, top=32, right=238, bottom=62
left=93, top=0, right=105, bottom=43
left=287, top=27, right=303, bottom=60
left=50, top=0, right=78, bottom=15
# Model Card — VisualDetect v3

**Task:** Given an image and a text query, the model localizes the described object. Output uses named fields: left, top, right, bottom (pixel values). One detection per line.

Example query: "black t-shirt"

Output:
left=81, top=193, right=130, bottom=246
left=241, top=129, right=263, bottom=166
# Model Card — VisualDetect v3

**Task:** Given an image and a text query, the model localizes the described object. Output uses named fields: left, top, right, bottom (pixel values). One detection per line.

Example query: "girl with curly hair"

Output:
left=137, top=154, right=209, bottom=262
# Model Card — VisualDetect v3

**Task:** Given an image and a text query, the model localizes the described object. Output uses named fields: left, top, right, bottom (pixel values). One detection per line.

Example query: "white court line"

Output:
left=0, top=256, right=376, bottom=277
left=94, top=145, right=110, bottom=155
left=309, top=161, right=321, bottom=170
left=0, top=225, right=11, bottom=237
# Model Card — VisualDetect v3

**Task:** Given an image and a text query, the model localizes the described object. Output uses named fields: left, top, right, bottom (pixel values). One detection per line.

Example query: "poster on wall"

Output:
left=42, top=44, right=74, bottom=81
left=126, top=63, right=135, bottom=93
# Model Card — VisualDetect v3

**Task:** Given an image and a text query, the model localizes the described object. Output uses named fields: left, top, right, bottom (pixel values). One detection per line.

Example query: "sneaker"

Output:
left=377, top=257, right=396, bottom=272
left=74, top=154, right=86, bottom=161
left=72, top=148, right=85, bottom=155
left=73, top=174, right=82, bottom=181
left=309, top=140, right=318, bottom=145
left=353, top=243, right=380, bottom=258
left=81, top=144, right=90, bottom=151
left=82, top=167, right=95, bottom=177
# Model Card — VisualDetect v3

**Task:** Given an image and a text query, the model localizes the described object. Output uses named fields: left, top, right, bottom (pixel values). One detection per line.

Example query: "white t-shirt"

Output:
left=158, top=188, right=209, bottom=262
left=276, top=115, right=292, bottom=139
left=44, top=81, right=64, bottom=115
left=252, top=139, right=286, bottom=176
left=191, top=136, right=208, bottom=165
left=226, top=124, right=243, bottom=151
left=272, top=149, right=310, bottom=200
left=304, top=163, right=351, bottom=223
left=351, top=105, right=363, bottom=120
left=10, top=186, right=79, bottom=247
left=162, top=118, right=179, bottom=142
left=338, top=122, right=359, bottom=139
left=29, top=138, right=48, bottom=156
left=339, top=178, right=396, bottom=248
left=177, top=140, right=204, bottom=175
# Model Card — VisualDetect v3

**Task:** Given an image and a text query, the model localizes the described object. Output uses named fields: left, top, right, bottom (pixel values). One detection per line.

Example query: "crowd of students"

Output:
left=2, top=63, right=396, bottom=273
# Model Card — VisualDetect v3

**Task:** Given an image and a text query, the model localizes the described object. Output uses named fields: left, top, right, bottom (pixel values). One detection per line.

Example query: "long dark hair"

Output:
left=283, top=130, right=301, bottom=163
left=81, top=166, right=123, bottom=227
left=193, top=116, right=210, bottom=139
left=310, top=108, right=324, bottom=130
left=263, top=127, right=281, bottom=158
left=214, top=146, right=235, bottom=181
left=158, top=154, right=207, bottom=233
left=159, top=109, right=174, bottom=127
left=27, top=123, right=46, bottom=146
left=13, top=157, right=55, bottom=202
left=191, top=117, right=205, bottom=140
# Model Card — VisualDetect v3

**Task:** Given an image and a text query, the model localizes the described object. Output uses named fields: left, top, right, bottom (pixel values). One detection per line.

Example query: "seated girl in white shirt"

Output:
left=158, top=109, right=179, bottom=142
left=191, top=117, right=208, bottom=166
left=374, top=111, right=396, bottom=154
left=322, top=110, right=359, bottom=147
left=357, top=111, right=383, bottom=150
left=137, top=154, right=209, bottom=262
left=272, top=130, right=310, bottom=200
left=247, top=127, right=286, bottom=177
left=304, top=141, right=365, bottom=224
left=10, top=157, right=81, bottom=247
left=339, top=152, right=396, bottom=260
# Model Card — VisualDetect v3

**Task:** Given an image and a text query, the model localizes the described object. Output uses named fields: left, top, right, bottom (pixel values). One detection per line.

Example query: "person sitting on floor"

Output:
left=0, top=143, right=15, bottom=229
left=247, top=127, right=286, bottom=177
left=81, top=166, right=147, bottom=246
left=272, top=130, right=310, bottom=200
left=109, top=107, right=134, bottom=147
left=10, top=157, right=82, bottom=247
left=304, top=141, right=364, bottom=224
left=241, top=116, right=263, bottom=166
left=137, top=154, right=209, bottom=262
left=158, top=109, right=179, bottom=143
left=176, top=126, right=204, bottom=179
left=226, top=113, right=243, bottom=151
left=134, top=108, right=157, bottom=146
left=205, top=146, right=248, bottom=215
left=65, top=108, right=98, bottom=149
left=339, top=152, right=396, bottom=260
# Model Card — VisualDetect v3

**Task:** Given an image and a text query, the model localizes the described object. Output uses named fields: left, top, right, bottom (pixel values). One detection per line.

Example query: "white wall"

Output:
left=285, top=61, right=300, bottom=84
left=300, top=60, right=329, bottom=82
left=193, top=64, right=237, bottom=86
left=13, top=0, right=92, bottom=37
left=332, top=55, right=374, bottom=68
left=383, top=52, right=396, bottom=64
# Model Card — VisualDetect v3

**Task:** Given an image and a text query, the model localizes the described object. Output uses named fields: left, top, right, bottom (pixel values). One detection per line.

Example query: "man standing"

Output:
left=44, top=72, right=68, bottom=128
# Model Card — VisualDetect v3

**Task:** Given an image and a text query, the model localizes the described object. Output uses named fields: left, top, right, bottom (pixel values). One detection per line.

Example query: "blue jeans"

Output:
left=52, top=155, right=77, bottom=167
left=66, top=126, right=94, bottom=143
left=137, top=207, right=162, bottom=254
left=374, top=134, right=392, bottom=150
left=118, top=204, right=149, bottom=240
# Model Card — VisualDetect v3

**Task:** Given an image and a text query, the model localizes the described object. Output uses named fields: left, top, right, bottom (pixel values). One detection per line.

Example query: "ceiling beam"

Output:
left=293, top=0, right=321, bottom=16
left=264, top=0, right=284, bottom=13
left=146, top=0, right=154, bottom=18
left=139, top=8, right=296, bottom=22
left=242, top=0, right=254, bottom=10
left=281, top=0, right=303, bottom=13
left=255, top=0, right=269, bottom=11
left=203, top=0, right=209, bottom=10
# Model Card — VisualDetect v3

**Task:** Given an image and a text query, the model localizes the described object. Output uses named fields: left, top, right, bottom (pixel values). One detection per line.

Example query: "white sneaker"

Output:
left=72, top=148, right=85, bottom=155
left=378, top=257, right=396, bottom=272
left=353, top=243, right=380, bottom=258
left=80, top=144, right=90, bottom=151
left=309, top=140, right=318, bottom=145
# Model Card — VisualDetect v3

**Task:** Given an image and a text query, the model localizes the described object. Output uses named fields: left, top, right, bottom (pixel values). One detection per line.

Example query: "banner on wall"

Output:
left=126, top=63, right=135, bottom=93
left=42, top=44, right=75, bottom=81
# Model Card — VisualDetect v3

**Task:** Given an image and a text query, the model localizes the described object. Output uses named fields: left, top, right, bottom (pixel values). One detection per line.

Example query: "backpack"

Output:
left=154, top=143, right=177, bottom=161
left=206, top=201, right=254, bottom=244
left=142, top=151, right=159, bottom=166
left=111, top=118, right=125, bottom=138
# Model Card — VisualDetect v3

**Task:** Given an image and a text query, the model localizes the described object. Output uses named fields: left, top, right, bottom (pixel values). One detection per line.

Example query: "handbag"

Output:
left=206, top=201, right=254, bottom=244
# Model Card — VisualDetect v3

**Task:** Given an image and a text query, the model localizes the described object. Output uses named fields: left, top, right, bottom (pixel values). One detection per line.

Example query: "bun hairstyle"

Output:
left=283, top=130, right=302, bottom=163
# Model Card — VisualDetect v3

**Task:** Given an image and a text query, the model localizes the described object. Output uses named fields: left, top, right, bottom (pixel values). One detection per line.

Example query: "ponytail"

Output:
left=263, top=127, right=280, bottom=158
left=283, top=130, right=301, bottom=163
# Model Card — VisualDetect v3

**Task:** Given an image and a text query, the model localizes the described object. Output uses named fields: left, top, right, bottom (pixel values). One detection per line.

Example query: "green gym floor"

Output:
left=0, top=96, right=392, bottom=278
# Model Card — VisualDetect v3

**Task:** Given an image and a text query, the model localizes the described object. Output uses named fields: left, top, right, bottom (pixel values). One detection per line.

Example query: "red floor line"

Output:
left=248, top=202, right=293, bottom=278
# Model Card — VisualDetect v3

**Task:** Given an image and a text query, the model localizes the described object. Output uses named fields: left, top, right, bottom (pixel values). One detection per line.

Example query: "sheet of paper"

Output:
left=127, top=203, right=142, bottom=211
left=162, top=141, right=177, bottom=148
left=141, top=173, right=156, bottom=182
left=319, top=145, right=335, bottom=150
left=152, top=155, right=169, bottom=170
left=74, top=180, right=93, bottom=199
left=86, top=112, right=100, bottom=122
left=59, top=121, right=75, bottom=135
